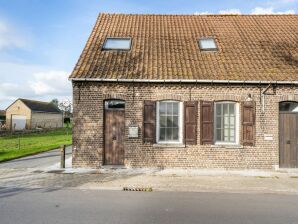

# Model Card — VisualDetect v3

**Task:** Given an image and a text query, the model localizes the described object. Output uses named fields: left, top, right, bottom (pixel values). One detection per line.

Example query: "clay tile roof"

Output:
left=19, top=99, right=61, bottom=113
left=70, top=13, right=298, bottom=82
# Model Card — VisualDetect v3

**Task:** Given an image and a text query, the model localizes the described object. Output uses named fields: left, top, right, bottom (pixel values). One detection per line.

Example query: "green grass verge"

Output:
left=0, top=128, right=72, bottom=162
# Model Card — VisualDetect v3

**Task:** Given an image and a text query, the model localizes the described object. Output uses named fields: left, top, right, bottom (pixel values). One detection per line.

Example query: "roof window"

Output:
left=199, top=38, right=217, bottom=51
left=102, top=38, right=131, bottom=50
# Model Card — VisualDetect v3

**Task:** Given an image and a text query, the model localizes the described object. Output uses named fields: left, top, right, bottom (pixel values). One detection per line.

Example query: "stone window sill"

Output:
left=153, top=144, right=186, bottom=148
left=211, top=144, right=243, bottom=149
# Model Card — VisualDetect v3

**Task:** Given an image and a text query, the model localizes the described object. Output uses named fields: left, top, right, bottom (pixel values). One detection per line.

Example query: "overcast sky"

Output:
left=0, top=0, right=297, bottom=109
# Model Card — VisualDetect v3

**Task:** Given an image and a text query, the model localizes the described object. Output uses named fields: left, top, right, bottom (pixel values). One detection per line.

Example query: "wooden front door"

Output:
left=104, top=101, right=125, bottom=165
left=279, top=113, right=298, bottom=168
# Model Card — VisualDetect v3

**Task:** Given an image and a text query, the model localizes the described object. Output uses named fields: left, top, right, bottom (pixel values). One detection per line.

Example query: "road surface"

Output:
left=0, top=189, right=298, bottom=224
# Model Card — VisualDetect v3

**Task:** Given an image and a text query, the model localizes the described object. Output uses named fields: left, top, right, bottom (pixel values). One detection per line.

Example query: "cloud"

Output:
left=251, top=7, right=295, bottom=14
left=0, top=68, right=71, bottom=109
left=219, top=9, right=242, bottom=14
left=0, top=19, right=28, bottom=51
left=29, top=71, right=70, bottom=95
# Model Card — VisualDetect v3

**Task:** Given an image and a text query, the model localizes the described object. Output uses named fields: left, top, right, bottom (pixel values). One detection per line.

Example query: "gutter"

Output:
left=69, top=78, right=298, bottom=85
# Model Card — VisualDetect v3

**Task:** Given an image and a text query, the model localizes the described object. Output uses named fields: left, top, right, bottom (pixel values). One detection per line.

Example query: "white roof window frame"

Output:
left=102, top=37, right=132, bottom=51
left=198, top=37, right=218, bottom=52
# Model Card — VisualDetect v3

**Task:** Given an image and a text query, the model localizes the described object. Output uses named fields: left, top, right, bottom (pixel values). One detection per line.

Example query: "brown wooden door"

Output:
left=104, top=109, right=125, bottom=165
left=279, top=113, right=298, bottom=168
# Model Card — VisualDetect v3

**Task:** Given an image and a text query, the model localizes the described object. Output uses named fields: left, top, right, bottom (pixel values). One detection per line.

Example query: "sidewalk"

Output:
left=68, top=168, right=298, bottom=195
left=2, top=153, right=298, bottom=195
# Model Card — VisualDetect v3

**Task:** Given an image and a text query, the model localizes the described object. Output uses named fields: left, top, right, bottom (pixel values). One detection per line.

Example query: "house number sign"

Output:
left=128, top=125, right=138, bottom=138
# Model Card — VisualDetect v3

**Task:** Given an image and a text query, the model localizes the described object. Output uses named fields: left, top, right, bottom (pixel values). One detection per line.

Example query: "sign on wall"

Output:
left=128, top=125, right=138, bottom=138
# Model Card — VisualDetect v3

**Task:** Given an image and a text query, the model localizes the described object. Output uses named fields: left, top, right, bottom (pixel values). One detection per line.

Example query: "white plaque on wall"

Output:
left=264, top=134, right=273, bottom=141
left=128, top=126, right=138, bottom=138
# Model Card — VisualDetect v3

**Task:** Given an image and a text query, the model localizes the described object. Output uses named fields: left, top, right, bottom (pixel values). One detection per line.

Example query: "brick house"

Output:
left=6, top=98, right=63, bottom=130
left=69, top=14, right=298, bottom=169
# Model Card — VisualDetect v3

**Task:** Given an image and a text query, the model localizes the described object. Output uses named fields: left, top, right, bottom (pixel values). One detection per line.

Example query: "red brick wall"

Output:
left=72, top=81, right=298, bottom=169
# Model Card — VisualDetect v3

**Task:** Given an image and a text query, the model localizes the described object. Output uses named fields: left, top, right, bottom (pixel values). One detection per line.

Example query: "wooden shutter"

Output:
left=143, top=101, right=156, bottom=143
left=184, top=101, right=198, bottom=145
left=200, top=101, right=214, bottom=145
left=242, top=101, right=256, bottom=146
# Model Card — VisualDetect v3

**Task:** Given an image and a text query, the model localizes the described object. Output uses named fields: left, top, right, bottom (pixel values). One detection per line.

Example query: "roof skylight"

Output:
left=102, top=38, right=132, bottom=50
left=199, top=38, right=217, bottom=51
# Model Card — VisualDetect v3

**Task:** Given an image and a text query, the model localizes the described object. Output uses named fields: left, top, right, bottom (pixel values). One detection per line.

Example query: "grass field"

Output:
left=0, top=128, right=72, bottom=162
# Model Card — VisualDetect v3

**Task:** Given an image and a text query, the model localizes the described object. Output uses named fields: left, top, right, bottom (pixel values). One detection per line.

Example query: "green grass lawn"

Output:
left=0, top=128, right=72, bottom=162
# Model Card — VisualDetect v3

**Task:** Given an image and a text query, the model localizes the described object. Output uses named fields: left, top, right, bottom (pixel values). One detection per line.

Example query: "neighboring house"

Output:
left=69, top=14, right=298, bottom=169
left=0, top=110, right=6, bottom=128
left=6, top=98, right=63, bottom=130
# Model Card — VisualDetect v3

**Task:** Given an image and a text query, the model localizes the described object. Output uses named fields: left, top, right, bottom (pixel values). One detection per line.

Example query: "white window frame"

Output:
left=102, top=37, right=132, bottom=51
left=214, top=101, right=240, bottom=145
left=156, top=101, right=183, bottom=144
left=198, top=37, right=218, bottom=51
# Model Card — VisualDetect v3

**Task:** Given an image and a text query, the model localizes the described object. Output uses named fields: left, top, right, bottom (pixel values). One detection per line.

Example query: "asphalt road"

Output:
left=0, top=189, right=298, bottom=224
left=0, top=146, right=72, bottom=169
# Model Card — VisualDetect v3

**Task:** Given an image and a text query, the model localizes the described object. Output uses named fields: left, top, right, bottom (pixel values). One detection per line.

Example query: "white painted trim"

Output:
left=69, top=77, right=298, bottom=85
left=156, top=101, right=183, bottom=144
left=214, top=102, right=240, bottom=145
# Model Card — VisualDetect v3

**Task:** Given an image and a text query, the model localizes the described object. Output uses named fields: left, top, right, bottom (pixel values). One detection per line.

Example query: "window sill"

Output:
left=153, top=144, right=186, bottom=148
left=211, top=144, right=243, bottom=149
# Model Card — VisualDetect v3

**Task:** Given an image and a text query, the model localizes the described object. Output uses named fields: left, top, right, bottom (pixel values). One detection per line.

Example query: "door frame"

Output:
left=279, top=101, right=298, bottom=168
left=103, top=99, right=125, bottom=166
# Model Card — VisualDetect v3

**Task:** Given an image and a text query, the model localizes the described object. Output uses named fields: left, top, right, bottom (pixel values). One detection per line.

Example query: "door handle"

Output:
left=286, top=140, right=290, bottom=144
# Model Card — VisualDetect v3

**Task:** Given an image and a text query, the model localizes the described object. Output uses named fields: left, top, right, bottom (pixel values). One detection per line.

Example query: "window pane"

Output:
left=216, top=129, right=222, bottom=141
left=224, top=128, right=229, bottom=138
left=160, top=128, right=165, bottom=141
left=229, top=104, right=235, bottom=115
left=103, top=38, right=131, bottom=50
left=230, top=129, right=235, bottom=138
left=160, top=116, right=166, bottom=127
left=167, top=117, right=173, bottom=127
left=223, top=104, right=229, bottom=116
left=216, top=117, right=222, bottom=129
left=279, top=102, right=298, bottom=112
left=173, top=116, right=179, bottom=127
left=230, top=116, right=235, bottom=125
left=167, top=103, right=173, bottom=115
left=173, top=103, right=179, bottom=115
left=199, top=38, right=217, bottom=50
left=160, top=102, right=166, bottom=115
left=173, top=128, right=179, bottom=140
left=216, top=104, right=222, bottom=116
left=166, top=128, right=172, bottom=140
left=105, top=100, right=125, bottom=109
left=224, top=117, right=230, bottom=127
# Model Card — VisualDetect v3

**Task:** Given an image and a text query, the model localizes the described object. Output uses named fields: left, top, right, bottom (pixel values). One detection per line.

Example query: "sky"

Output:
left=0, top=0, right=297, bottom=109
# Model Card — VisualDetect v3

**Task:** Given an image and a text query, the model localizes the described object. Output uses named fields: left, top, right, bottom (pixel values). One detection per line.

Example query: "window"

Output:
left=199, top=38, right=217, bottom=51
left=102, top=38, right=131, bottom=50
left=157, top=101, right=183, bottom=144
left=214, top=102, right=239, bottom=144
left=105, top=100, right=125, bottom=109
left=279, top=102, right=298, bottom=112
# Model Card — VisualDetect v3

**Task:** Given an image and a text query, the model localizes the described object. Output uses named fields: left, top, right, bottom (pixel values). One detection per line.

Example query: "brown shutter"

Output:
left=242, top=101, right=256, bottom=146
left=184, top=101, right=198, bottom=145
left=143, top=101, right=156, bottom=143
left=200, top=101, right=214, bottom=145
